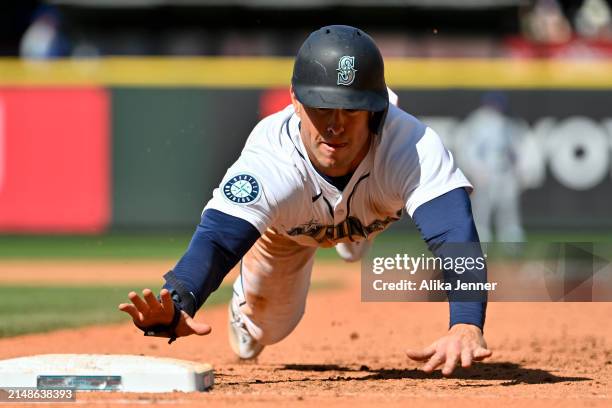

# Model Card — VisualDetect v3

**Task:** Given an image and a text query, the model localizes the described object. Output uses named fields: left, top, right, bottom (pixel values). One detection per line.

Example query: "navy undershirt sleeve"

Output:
left=163, top=209, right=261, bottom=314
left=412, top=188, right=487, bottom=330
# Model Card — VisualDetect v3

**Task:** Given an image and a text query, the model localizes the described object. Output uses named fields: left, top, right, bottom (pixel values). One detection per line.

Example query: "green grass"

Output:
left=0, top=284, right=230, bottom=338
left=0, top=234, right=193, bottom=259
left=0, top=232, right=346, bottom=261
left=0, top=280, right=341, bottom=338
left=1, top=230, right=611, bottom=260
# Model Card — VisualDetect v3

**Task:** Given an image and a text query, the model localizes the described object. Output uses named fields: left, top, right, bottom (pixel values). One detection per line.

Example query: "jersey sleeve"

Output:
left=394, top=125, right=472, bottom=217
left=412, top=188, right=486, bottom=329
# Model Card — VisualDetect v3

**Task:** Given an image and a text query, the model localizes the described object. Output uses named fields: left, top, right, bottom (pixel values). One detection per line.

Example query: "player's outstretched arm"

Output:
left=409, top=188, right=490, bottom=375
left=406, top=323, right=491, bottom=376
left=118, top=209, right=261, bottom=343
left=118, top=288, right=211, bottom=338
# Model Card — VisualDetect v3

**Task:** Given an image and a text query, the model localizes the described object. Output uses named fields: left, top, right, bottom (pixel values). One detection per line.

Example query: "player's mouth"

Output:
left=320, top=141, right=348, bottom=152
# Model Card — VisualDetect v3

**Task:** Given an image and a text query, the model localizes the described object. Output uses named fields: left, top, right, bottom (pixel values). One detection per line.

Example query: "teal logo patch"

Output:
left=223, top=174, right=261, bottom=205
left=337, top=55, right=357, bottom=86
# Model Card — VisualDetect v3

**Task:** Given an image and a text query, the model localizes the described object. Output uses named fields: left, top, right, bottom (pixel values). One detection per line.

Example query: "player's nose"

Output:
left=326, top=109, right=345, bottom=136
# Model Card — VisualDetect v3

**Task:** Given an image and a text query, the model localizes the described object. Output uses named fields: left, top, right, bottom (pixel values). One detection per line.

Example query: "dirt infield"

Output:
left=0, top=259, right=611, bottom=407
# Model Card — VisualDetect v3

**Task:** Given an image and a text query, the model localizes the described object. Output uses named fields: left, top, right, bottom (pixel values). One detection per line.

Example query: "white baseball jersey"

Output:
left=204, top=104, right=471, bottom=248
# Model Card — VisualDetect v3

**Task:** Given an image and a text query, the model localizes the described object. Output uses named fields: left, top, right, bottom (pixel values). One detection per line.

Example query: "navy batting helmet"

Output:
left=291, top=25, right=389, bottom=134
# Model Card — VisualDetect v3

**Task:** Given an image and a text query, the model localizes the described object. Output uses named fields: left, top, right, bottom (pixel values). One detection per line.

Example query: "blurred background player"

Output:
left=457, top=91, right=525, bottom=243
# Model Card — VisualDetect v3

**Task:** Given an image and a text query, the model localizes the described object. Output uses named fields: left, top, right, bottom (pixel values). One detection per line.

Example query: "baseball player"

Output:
left=119, top=25, right=491, bottom=376
left=456, top=91, right=525, bottom=243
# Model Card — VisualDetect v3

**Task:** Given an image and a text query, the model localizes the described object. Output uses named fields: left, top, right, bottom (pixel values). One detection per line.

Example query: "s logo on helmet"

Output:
left=336, top=56, right=357, bottom=86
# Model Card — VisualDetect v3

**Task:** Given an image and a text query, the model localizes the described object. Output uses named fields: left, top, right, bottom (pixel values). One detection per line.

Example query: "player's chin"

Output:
left=319, top=148, right=347, bottom=162
left=322, top=162, right=354, bottom=178
left=319, top=156, right=342, bottom=170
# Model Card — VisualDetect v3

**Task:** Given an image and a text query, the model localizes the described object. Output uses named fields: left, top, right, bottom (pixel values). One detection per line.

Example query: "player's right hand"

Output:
left=118, top=288, right=211, bottom=338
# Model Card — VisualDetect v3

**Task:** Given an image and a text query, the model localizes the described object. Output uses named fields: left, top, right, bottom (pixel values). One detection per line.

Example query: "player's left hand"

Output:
left=406, top=323, right=492, bottom=376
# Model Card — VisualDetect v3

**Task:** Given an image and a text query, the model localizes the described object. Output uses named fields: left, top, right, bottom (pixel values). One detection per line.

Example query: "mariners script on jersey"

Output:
left=205, top=104, right=472, bottom=248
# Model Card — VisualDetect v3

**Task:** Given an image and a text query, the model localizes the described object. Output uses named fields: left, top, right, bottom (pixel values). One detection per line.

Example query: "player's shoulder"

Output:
left=381, top=104, right=427, bottom=142
left=230, top=105, right=305, bottom=196
left=238, top=104, right=297, bottom=163
left=377, top=104, right=434, bottom=157
left=373, top=104, right=449, bottom=182
left=245, top=105, right=295, bottom=147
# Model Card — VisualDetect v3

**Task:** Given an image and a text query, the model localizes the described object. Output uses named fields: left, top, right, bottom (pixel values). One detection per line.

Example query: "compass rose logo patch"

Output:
left=337, top=55, right=357, bottom=86
left=223, top=174, right=261, bottom=205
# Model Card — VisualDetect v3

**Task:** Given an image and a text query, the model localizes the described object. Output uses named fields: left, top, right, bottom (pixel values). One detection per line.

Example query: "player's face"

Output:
left=292, top=98, right=371, bottom=177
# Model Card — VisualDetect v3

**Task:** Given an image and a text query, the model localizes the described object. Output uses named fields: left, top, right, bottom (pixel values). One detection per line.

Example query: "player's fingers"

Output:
left=187, top=320, right=212, bottom=336
left=118, top=303, right=142, bottom=322
left=406, top=344, right=436, bottom=361
left=143, top=289, right=163, bottom=313
left=179, top=312, right=212, bottom=336
left=128, top=291, right=150, bottom=314
left=460, top=347, right=473, bottom=368
left=442, top=343, right=461, bottom=376
left=422, top=352, right=446, bottom=373
left=473, top=347, right=493, bottom=361
left=159, top=289, right=174, bottom=312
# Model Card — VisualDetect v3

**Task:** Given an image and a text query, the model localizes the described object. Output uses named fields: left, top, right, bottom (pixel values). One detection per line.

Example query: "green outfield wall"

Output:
left=111, top=88, right=261, bottom=229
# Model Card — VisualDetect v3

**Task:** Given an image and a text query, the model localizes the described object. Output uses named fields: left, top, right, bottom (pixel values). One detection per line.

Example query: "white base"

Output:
left=0, top=354, right=213, bottom=393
